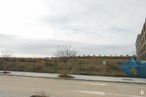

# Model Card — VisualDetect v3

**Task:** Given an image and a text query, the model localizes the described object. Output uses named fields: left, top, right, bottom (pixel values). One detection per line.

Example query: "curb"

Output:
left=5, top=74, right=146, bottom=85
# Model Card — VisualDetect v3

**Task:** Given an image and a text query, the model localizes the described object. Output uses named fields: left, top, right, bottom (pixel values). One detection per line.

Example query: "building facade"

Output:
left=136, top=19, right=146, bottom=60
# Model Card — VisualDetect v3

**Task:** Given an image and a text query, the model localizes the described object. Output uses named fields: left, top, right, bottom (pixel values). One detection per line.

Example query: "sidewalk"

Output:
left=1, top=71, right=146, bottom=84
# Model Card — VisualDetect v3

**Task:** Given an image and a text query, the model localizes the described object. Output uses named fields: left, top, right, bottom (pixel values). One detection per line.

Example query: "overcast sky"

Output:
left=0, top=0, right=146, bottom=57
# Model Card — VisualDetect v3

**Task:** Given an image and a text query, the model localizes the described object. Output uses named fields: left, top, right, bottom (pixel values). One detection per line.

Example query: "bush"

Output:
left=31, top=95, right=47, bottom=97
left=58, top=73, right=74, bottom=78
left=2, top=71, right=10, bottom=74
left=30, top=91, right=49, bottom=97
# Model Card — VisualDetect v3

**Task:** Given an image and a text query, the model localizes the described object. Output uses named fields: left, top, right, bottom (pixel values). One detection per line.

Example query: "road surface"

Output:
left=0, top=75, right=145, bottom=97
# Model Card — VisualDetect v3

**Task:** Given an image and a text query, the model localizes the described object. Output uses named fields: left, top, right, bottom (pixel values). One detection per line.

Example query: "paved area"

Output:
left=2, top=71, right=146, bottom=84
left=0, top=75, right=145, bottom=97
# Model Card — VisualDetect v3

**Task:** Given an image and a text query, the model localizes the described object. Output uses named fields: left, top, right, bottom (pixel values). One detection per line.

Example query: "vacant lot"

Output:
left=0, top=56, right=131, bottom=77
left=0, top=75, right=145, bottom=97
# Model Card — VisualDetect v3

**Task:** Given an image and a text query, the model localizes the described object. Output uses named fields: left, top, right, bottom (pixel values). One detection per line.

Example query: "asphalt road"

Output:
left=0, top=75, right=145, bottom=97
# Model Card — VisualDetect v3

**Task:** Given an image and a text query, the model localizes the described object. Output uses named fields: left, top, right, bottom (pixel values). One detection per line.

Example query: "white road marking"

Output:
left=55, top=84, right=81, bottom=88
left=77, top=90, right=145, bottom=97
left=77, top=90, right=105, bottom=96
left=107, top=93, right=145, bottom=97
left=82, top=83, right=106, bottom=86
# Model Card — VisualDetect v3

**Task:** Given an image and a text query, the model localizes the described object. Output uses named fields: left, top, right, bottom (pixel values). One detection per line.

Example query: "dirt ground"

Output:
left=0, top=75, right=145, bottom=97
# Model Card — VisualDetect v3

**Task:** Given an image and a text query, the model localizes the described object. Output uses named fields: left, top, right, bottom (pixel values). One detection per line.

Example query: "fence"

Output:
left=0, top=58, right=128, bottom=77
left=120, top=59, right=146, bottom=78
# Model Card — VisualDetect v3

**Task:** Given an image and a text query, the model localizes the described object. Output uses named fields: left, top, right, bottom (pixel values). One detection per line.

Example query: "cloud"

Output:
left=0, top=34, right=136, bottom=57
left=0, top=0, right=145, bottom=57
left=42, top=0, right=146, bottom=44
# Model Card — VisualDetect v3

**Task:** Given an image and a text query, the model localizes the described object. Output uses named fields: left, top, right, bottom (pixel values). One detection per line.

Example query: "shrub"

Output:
left=58, top=73, right=74, bottom=78
left=30, top=91, right=49, bottom=97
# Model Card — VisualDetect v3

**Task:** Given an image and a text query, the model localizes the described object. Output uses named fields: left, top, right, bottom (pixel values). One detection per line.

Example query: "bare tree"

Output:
left=55, top=45, right=77, bottom=77
left=1, top=50, right=12, bottom=72
left=2, top=50, right=12, bottom=58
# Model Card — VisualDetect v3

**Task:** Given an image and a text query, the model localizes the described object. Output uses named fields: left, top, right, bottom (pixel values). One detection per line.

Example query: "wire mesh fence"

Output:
left=0, top=57, right=132, bottom=77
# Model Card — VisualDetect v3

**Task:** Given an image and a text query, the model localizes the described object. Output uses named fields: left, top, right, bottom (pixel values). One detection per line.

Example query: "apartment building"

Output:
left=136, top=19, right=146, bottom=60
